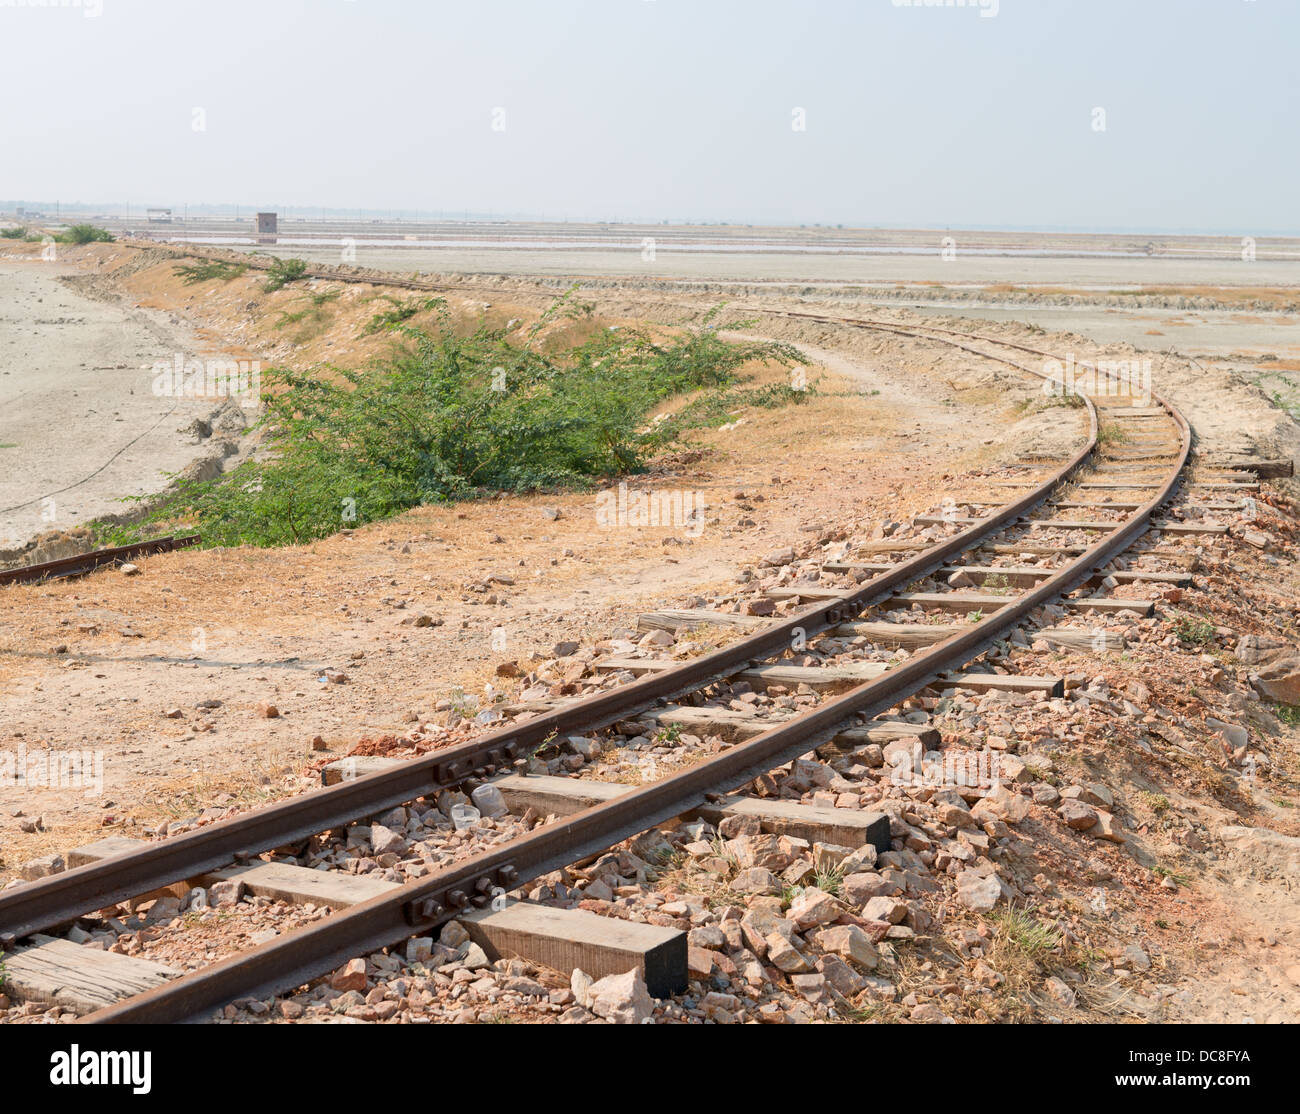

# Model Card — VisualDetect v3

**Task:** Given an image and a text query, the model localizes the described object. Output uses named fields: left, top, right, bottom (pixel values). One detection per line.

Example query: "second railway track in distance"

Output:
left=1, top=310, right=1265, bottom=1025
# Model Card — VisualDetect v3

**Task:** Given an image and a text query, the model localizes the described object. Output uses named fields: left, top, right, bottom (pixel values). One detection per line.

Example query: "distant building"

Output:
left=256, top=212, right=278, bottom=234
left=147, top=208, right=173, bottom=223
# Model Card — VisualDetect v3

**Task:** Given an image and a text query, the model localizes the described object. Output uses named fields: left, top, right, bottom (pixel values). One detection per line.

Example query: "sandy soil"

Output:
left=0, top=254, right=250, bottom=561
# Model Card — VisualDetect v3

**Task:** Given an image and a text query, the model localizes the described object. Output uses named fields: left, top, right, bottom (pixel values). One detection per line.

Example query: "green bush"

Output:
left=363, top=295, right=443, bottom=334
left=175, top=260, right=248, bottom=285
left=0, top=226, right=25, bottom=239
left=274, top=290, right=341, bottom=343
left=263, top=257, right=309, bottom=293
left=56, top=224, right=114, bottom=244
left=110, top=303, right=804, bottom=547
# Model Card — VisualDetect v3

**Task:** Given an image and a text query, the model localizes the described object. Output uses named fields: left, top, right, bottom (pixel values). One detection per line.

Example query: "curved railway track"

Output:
left=2, top=283, right=1236, bottom=1026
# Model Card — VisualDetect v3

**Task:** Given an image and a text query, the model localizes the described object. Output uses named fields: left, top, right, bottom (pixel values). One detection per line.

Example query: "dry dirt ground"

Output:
left=0, top=257, right=233, bottom=555
left=1, top=239, right=1298, bottom=1024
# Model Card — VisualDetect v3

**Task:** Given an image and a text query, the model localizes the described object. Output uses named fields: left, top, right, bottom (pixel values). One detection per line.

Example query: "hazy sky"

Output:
left=2, top=0, right=1296, bottom=232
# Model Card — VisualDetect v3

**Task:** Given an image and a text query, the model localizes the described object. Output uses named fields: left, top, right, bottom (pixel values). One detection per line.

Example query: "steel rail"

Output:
left=0, top=304, right=1190, bottom=1019
left=85, top=387, right=1188, bottom=1023
left=0, top=535, right=200, bottom=587
left=81, top=335, right=1191, bottom=1023
left=0, top=339, right=1096, bottom=945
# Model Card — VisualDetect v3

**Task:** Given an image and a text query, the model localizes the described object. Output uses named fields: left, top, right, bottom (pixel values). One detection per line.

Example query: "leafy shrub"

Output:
left=275, top=290, right=341, bottom=343
left=175, top=260, right=248, bottom=285
left=56, top=224, right=114, bottom=244
left=363, top=295, right=443, bottom=334
left=262, top=257, right=309, bottom=293
left=113, top=303, right=803, bottom=547
left=0, top=226, right=25, bottom=239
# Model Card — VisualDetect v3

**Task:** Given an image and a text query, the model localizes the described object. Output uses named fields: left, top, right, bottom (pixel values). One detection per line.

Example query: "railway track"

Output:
left=1, top=286, right=1269, bottom=1026
left=0, top=535, right=200, bottom=587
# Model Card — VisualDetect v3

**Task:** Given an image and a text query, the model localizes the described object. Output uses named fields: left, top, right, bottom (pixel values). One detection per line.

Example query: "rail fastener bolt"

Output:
left=412, top=898, right=444, bottom=921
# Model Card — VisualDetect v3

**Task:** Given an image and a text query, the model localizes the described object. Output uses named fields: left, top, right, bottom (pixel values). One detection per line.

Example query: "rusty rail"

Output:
left=0, top=535, right=200, bottom=587
left=81, top=328, right=1188, bottom=1022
